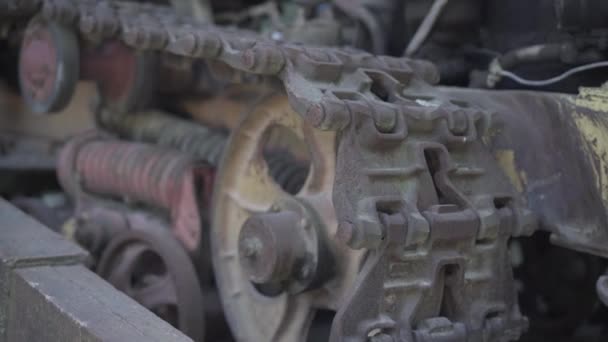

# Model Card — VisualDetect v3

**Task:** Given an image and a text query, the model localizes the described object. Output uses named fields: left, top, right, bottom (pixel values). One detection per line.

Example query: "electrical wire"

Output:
left=404, top=0, right=449, bottom=57
left=497, top=61, right=608, bottom=87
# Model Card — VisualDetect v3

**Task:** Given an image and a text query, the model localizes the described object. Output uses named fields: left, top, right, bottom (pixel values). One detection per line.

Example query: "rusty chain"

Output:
left=329, top=75, right=537, bottom=341
left=0, top=0, right=438, bottom=121
left=1, top=1, right=539, bottom=341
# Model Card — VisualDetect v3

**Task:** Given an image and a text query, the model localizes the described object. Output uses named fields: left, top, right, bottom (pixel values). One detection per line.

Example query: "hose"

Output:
left=496, top=61, right=608, bottom=87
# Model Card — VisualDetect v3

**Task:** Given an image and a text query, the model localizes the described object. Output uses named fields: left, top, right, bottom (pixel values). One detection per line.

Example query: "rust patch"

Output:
left=572, top=111, right=608, bottom=208
left=574, top=84, right=608, bottom=113
left=495, top=149, right=525, bottom=193
left=570, top=83, right=608, bottom=208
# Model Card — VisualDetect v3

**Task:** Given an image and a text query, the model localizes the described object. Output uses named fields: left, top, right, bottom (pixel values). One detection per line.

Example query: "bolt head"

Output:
left=239, top=237, right=262, bottom=258
left=238, top=211, right=306, bottom=285
left=336, top=221, right=354, bottom=245
left=241, top=49, right=256, bottom=69
left=306, top=103, right=326, bottom=128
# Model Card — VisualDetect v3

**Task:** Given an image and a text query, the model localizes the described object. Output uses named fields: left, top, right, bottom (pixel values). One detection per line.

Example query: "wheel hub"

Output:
left=211, top=92, right=363, bottom=341
left=239, top=197, right=333, bottom=294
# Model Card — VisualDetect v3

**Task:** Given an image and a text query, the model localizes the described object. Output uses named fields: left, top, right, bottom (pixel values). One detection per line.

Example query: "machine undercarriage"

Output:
left=1, top=0, right=608, bottom=341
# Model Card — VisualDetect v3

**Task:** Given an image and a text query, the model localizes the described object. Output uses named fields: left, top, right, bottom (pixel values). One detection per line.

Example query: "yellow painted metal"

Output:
left=0, top=83, right=95, bottom=140
left=570, top=84, right=608, bottom=220
left=211, top=90, right=362, bottom=342
left=495, top=149, right=525, bottom=193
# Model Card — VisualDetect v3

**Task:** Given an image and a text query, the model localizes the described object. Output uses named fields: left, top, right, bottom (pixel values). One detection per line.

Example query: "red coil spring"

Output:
left=58, top=132, right=213, bottom=252
left=75, top=141, right=194, bottom=208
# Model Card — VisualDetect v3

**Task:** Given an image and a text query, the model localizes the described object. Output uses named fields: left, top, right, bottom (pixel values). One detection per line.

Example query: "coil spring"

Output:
left=57, top=133, right=210, bottom=210
left=58, top=134, right=210, bottom=251
left=264, top=149, right=310, bottom=195
left=97, top=108, right=227, bottom=166
left=97, top=109, right=307, bottom=195
left=75, top=140, right=198, bottom=209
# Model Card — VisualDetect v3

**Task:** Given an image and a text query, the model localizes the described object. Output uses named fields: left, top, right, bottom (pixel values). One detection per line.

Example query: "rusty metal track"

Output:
left=1, top=1, right=530, bottom=341
left=327, top=64, right=536, bottom=341
left=0, top=0, right=438, bottom=123
left=441, top=85, right=608, bottom=259
left=7, top=1, right=606, bottom=341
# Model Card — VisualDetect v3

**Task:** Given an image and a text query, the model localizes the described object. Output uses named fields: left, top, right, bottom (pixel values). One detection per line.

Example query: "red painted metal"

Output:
left=80, top=41, right=138, bottom=104
left=58, top=132, right=212, bottom=252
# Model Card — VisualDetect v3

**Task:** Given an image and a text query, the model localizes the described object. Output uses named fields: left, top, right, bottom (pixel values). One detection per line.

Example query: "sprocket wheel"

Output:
left=211, top=93, right=362, bottom=341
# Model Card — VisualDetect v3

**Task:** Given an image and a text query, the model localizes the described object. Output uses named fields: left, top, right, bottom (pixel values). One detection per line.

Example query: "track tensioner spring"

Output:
left=264, top=149, right=310, bottom=195
left=58, top=132, right=212, bottom=252
left=97, top=108, right=227, bottom=166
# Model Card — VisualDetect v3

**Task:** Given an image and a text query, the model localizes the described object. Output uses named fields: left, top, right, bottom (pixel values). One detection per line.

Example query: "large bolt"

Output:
left=240, top=237, right=262, bottom=258
left=336, top=221, right=354, bottom=245
left=305, top=100, right=351, bottom=131
left=238, top=211, right=307, bottom=285
left=306, top=103, right=326, bottom=128
left=337, top=211, right=385, bottom=250
left=240, top=45, right=285, bottom=75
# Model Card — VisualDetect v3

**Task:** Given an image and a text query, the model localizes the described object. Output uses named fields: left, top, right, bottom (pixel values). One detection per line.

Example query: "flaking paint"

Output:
left=572, top=111, right=608, bottom=208
left=495, top=149, right=525, bottom=193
